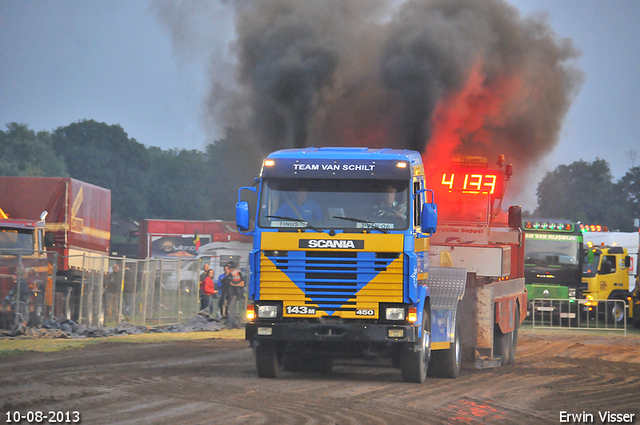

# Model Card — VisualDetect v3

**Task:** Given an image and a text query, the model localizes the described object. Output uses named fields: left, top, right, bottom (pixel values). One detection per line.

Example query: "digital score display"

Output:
left=440, top=171, right=502, bottom=195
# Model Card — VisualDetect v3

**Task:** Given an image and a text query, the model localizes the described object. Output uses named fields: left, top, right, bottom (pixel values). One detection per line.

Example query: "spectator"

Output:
left=106, top=263, right=123, bottom=322
left=224, top=261, right=244, bottom=329
left=2, top=267, right=31, bottom=305
left=122, top=266, right=136, bottom=322
left=200, top=263, right=210, bottom=283
left=217, top=264, right=229, bottom=319
left=199, top=268, right=216, bottom=315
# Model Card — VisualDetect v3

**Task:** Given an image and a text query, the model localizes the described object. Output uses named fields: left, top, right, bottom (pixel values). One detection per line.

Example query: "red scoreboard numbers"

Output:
left=440, top=172, right=499, bottom=195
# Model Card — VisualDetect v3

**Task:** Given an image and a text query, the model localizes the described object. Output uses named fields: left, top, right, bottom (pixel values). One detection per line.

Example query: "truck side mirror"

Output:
left=236, top=201, right=251, bottom=233
left=44, top=233, right=55, bottom=248
left=508, top=205, right=522, bottom=228
left=421, top=203, right=437, bottom=236
left=236, top=186, right=257, bottom=236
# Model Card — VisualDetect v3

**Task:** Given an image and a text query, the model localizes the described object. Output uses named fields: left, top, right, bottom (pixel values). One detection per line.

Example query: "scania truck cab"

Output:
left=237, top=147, right=526, bottom=383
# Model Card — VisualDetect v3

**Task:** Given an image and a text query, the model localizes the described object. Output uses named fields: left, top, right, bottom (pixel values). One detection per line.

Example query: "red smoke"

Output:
left=424, top=60, right=523, bottom=174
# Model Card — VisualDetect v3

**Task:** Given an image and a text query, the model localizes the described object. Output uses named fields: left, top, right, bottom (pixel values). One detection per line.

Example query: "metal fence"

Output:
left=0, top=250, right=248, bottom=330
left=530, top=297, right=627, bottom=336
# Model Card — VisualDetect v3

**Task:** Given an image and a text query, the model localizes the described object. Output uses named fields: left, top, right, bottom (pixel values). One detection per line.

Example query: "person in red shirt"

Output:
left=199, top=268, right=216, bottom=315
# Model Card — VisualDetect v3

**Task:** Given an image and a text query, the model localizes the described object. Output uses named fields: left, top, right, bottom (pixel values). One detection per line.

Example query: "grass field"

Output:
left=0, top=328, right=246, bottom=357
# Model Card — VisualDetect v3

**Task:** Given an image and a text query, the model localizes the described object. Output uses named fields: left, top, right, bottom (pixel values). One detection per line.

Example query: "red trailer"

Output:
left=0, top=177, right=111, bottom=324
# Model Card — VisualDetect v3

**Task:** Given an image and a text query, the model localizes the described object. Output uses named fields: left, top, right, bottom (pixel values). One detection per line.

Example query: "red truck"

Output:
left=0, top=177, right=111, bottom=327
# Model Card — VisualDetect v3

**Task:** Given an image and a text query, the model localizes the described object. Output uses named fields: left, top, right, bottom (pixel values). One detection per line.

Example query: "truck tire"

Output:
left=607, top=298, right=626, bottom=325
left=428, top=314, right=461, bottom=379
left=401, top=307, right=431, bottom=383
left=494, top=324, right=512, bottom=366
left=62, top=287, right=79, bottom=322
left=255, top=341, right=283, bottom=378
left=507, top=306, right=520, bottom=365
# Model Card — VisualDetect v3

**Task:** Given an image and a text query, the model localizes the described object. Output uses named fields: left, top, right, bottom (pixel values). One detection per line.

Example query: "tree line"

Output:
left=0, top=120, right=261, bottom=223
left=1, top=121, right=638, bottom=231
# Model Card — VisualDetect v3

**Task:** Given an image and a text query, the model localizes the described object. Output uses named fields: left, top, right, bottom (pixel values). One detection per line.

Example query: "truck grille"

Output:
left=261, top=250, right=402, bottom=312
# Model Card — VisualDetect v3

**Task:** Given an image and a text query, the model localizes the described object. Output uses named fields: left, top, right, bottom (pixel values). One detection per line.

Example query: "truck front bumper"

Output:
left=246, top=321, right=419, bottom=344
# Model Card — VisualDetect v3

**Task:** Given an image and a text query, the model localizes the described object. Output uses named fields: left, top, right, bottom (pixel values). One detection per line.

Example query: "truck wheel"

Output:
left=507, top=307, right=520, bottom=365
left=62, top=288, right=79, bottom=322
left=255, top=341, right=283, bottom=378
left=494, top=324, right=512, bottom=366
left=607, top=299, right=625, bottom=325
left=401, top=308, right=431, bottom=383
left=428, top=316, right=461, bottom=379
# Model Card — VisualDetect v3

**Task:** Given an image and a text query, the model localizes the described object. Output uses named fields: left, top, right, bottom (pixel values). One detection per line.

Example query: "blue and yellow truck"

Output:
left=236, top=147, right=526, bottom=383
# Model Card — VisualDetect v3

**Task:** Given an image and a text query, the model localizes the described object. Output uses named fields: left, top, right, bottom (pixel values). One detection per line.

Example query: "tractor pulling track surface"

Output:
left=1, top=330, right=639, bottom=424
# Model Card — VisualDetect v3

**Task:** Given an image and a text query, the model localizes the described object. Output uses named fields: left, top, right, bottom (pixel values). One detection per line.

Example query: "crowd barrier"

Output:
left=530, top=297, right=627, bottom=337
left=0, top=251, right=247, bottom=330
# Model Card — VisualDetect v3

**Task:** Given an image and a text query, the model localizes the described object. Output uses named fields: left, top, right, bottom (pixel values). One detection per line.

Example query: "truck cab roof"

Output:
left=267, top=147, right=423, bottom=165
left=0, top=219, right=43, bottom=230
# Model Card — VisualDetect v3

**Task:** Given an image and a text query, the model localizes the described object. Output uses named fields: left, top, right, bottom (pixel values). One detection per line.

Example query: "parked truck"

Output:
left=581, top=244, right=632, bottom=324
left=521, top=219, right=583, bottom=323
left=521, top=221, right=635, bottom=326
left=582, top=230, right=638, bottom=291
left=0, top=177, right=110, bottom=326
left=237, top=147, right=526, bottom=383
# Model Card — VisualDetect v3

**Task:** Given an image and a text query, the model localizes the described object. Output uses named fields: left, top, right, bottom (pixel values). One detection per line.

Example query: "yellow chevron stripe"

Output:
left=260, top=254, right=405, bottom=319
left=45, top=222, right=110, bottom=241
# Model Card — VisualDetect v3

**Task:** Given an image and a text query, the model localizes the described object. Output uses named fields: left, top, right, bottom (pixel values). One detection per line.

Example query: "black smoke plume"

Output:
left=157, top=0, right=583, bottom=184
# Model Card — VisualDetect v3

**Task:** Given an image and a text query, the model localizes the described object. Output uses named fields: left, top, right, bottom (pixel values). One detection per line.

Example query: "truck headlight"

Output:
left=385, top=307, right=405, bottom=321
left=257, top=305, right=278, bottom=318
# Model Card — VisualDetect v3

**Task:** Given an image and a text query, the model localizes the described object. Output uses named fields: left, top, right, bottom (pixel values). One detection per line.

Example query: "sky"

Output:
left=1, top=0, right=639, bottom=212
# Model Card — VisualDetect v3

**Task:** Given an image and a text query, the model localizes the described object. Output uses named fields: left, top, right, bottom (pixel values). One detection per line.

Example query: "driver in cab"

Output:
left=275, top=184, right=323, bottom=221
left=372, top=185, right=406, bottom=219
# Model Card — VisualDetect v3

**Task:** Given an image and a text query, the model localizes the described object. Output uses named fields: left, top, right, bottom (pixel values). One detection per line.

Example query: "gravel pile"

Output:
left=0, top=313, right=229, bottom=339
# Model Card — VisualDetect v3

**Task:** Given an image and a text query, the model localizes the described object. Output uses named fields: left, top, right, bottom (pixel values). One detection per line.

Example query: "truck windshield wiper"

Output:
left=331, top=216, right=389, bottom=234
left=264, top=215, right=323, bottom=233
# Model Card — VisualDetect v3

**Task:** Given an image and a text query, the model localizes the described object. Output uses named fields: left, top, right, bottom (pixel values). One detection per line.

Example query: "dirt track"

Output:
left=1, top=330, right=640, bottom=425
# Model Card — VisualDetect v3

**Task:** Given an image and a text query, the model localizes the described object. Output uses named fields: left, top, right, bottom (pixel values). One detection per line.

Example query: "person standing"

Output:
left=225, top=262, right=244, bottom=329
left=122, top=266, right=136, bottom=322
left=217, top=264, right=229, bottom=319
left=106, top=263, right=123, bottom=322
left=200, top=263, right=210, bottom=284
left=199, top=268, right=216, bottom=315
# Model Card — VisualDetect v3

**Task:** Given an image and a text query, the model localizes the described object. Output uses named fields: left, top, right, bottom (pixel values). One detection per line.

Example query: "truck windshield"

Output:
left=0, top=228, right=34, bottom=255
left=524, top=239, right=580, bottom=269
left=258, top=178, right=410, bottom=230
left=582, top=251, right=601, bottom=277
